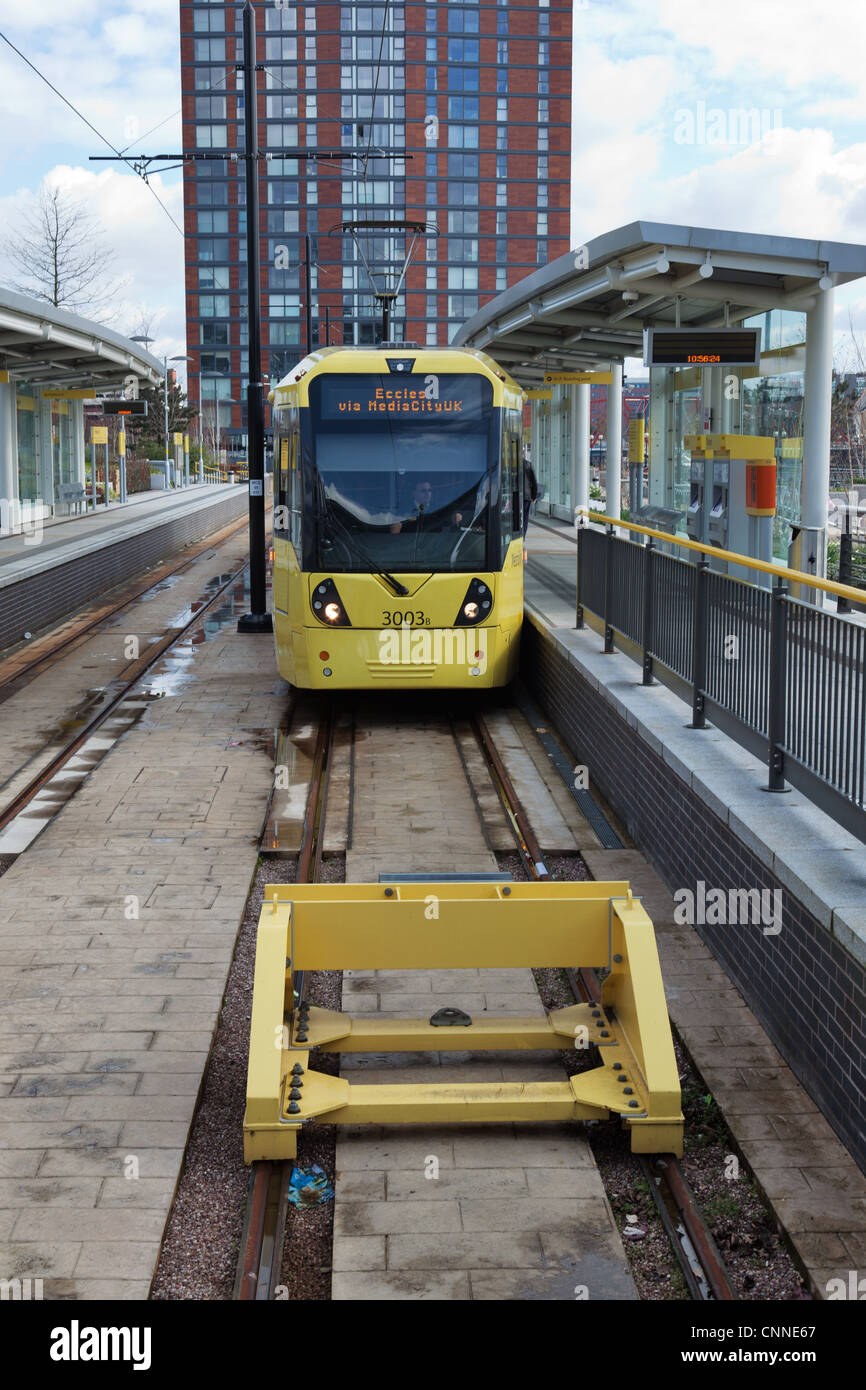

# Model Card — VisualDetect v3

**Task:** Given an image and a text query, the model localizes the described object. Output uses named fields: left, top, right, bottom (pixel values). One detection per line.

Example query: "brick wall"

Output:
left=522, top=618, right=866, bottom=1174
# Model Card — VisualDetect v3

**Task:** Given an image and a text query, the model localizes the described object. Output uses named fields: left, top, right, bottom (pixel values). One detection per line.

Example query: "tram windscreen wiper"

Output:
left=317, top=485, right=409, bottom=596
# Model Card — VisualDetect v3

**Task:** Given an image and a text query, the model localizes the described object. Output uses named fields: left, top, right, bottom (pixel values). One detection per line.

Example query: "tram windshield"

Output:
left=309, top=373, right=495, bottom=572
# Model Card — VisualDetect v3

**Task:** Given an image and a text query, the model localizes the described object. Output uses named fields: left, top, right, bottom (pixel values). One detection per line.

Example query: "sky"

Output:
left=0, top=0, right=864, bottom=380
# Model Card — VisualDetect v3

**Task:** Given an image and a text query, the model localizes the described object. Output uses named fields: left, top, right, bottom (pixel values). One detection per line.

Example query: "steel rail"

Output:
left=471, top=708, right=734, bottom=1302
left=0, top=559, right=249, bottom=837
left=236, top=706, right=336, bottom=1302
left=0, top=513, right=249, bottom=702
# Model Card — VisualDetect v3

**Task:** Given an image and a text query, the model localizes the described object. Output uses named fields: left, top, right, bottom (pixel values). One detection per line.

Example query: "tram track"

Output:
left=235, top=707, right=336, bottom=1301
left=0, top=512, right=249, bottom=703
left=0, top=555, right=251, bottom=846
left=468, top=704, right=735, bottom=1303
left=213, top=693, right=738, bottom=1303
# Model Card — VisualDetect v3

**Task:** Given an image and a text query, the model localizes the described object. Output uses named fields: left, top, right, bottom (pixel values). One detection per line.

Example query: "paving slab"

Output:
left=330, top=706, right=637, bottom=1301
left=0, top=543, right=285, bottom=1298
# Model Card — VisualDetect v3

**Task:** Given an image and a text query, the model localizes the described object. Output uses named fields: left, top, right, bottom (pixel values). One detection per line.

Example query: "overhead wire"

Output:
left=0, top=28, right=184, bottom=237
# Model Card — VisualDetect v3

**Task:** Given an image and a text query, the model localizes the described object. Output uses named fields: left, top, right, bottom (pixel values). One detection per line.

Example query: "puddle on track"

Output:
left=0, top=571, right=258, bottom=856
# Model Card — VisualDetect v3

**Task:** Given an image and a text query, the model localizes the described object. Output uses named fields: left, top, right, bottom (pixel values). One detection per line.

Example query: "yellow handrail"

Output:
left=576, top=508, right=866, bottom=607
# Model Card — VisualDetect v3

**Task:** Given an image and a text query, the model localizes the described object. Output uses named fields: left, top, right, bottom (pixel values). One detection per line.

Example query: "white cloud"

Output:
left=0, top=164, right=187, bottom=359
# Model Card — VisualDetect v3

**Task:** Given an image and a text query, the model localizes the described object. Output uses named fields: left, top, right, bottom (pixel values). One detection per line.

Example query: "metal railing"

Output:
left=835, top=532, right=866, bottom=612
left=576, top=514, right=866, bottom=843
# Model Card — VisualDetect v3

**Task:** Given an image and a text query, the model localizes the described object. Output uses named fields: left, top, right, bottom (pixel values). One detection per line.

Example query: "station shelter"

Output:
left=0, top=289, right=163, bottom=534
left=455, top=221, right=866, bottom=582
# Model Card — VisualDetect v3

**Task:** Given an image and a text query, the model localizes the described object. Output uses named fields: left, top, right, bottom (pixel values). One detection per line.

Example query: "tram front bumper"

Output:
left=304, top=623, right=512, bottom=688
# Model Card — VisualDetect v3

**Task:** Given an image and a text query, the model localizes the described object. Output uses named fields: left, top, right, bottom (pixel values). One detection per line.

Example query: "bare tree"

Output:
left=2, top=184, right=127, bottom=321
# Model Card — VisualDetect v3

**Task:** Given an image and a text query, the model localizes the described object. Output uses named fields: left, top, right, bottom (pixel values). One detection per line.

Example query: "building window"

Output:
left=197, top=211, right=229, bottom=234
left=427, top=322, right=438, bottom=345
left=448, top=182, right=478, bottom=206
left=194, top=38, right=225, bottom=62
left=447, top=39, right=479, bottom=62
left=538, top=184, right=548, bottom=207
left=497, top=10, right=508, bottom=33
left=496, top=68, right=507, bottom=94
left=497, top=40, right=508, bottom=63
left=426, top=66, right=437, bottom=91
left=195, top=125, right=228, bottom=149
left=496, top=211, right=506, bottom=235
left=447, top=96, right=479, bottom=120
left=447, top=153, right=479, bottom=178
left=265, top=37, right=298, bottom=61
left=496, top=155, right=507, bottom=179
left=426, top=37, right=437, bottom=61
left=496, top=182, right=507, bottom=207
left=195, top=96, right=227, bottom=119
left=426, top=294, right=437, bottom=318
left=539, top=11, right=550, bottom=36
left=448, top=66, right=479, bottom=91
left=447, top=210, right=478, bottom=233
left=538, top=41, right=549, bottom=66
left=448, top=8, right=480, bottom=33
left=426, top=266, right=437, bottom=289
left=426, top=5, right=437, bottom=31
left=537, top=241, right=547, bottom=264
left=496, top=125, right=507, bottom=150
left=448, top=238, right=478, bottom=261
left=426, top=152, right=437, bottom=177
left=269, top=294, right=301, bottom=318
left=198, top=238, right=230, bottom=262
left=447, top=125, right=479, bottom=150
left=538, top=99, right=549, bottom=124
left=496, top=97, right=507, bottom=122
left=495, top=238, right=507, bottom=262
left=537, top=155, right=548, bottom=179
left=447, top=293, right=478, bottom=319
left=199, top=295, right=231, bottom=317
left=536, top=212, right=548, bottom=236
left=538, top=69, right=549, bottom=94
left=426, top=181, right=438, bottom=206
left=538, top=127, right=549, bottom=150
left=448, top=267, right=477, bottom=290
left=496, top=266, right=507, bottom=290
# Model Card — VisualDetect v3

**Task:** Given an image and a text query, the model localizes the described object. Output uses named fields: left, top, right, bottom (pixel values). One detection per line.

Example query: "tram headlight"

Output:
left=311, top=577, right=351, bottom=626
left=455, top=579, right=493, bottom=627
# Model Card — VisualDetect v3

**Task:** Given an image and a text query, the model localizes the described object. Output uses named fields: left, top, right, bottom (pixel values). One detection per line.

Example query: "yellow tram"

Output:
left=269, top=345, right=525, bottom=689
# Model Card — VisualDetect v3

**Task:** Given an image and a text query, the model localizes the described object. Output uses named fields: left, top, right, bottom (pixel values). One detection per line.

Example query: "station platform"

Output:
left=0, top=485, right=249, bottom=654
left=0, top=529, right=283, bottom=1297
left=524, top=520, right=866, bottom=1297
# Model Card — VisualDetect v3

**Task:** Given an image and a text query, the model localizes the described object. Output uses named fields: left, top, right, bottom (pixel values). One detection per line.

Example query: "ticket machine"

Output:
left=683, top=434, right=710, bottom=543
left=707, top=458, right=730, bottom=549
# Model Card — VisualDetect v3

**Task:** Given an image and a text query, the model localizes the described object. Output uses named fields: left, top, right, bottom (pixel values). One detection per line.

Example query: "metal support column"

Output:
left=766, top=580, right=790, bottom=792
left=606, top=362, right=622, bottom=524
left=572, top=382, right=590, bottom=527
left=0, top=378, right=19, bottom=524
left=801, top=284, right=834, bottom=589
left=238, top=0, right=273, bottom=634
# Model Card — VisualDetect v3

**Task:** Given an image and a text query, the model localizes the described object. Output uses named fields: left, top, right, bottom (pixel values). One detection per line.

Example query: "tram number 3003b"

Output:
left=381, top=610, right=430, bottom=627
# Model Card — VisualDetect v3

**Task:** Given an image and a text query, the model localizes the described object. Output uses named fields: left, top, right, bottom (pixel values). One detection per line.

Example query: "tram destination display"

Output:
left=316, top=374, right=490, bottom=422
left=643, top=328, right=761, bottom=367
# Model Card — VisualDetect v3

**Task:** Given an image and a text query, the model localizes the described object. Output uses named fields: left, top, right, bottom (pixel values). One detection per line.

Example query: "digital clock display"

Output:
left=644, top=328, right=761, bottom=368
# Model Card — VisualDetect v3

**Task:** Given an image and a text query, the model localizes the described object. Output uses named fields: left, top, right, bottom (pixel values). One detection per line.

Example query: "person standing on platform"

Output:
left=522, top=450, right=538, bottom=537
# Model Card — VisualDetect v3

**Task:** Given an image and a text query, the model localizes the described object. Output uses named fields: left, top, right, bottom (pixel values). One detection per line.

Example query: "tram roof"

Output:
left=0, top=288, right=164, bottom=389
left=269, top=344, right=524, bottom=406
left=453, top=219, right=866, bottom=386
